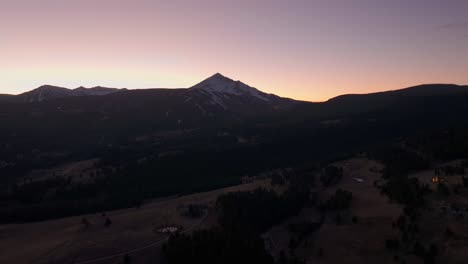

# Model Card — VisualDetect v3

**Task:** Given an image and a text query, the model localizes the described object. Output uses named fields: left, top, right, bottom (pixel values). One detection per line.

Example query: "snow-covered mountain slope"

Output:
left=188, top=73, right=291, bottom=110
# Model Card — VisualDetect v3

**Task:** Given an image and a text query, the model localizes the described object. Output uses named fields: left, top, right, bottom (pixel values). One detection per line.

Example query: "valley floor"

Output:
left=0, top=180, right=270, bottom=264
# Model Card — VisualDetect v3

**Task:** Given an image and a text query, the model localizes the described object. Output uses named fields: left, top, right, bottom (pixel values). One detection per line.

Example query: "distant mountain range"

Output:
left=2, top=73, right=292, bottom=105
left=0, top=74, right=300, bottom=121
left=1, top=74, right=467, bottom=136
left=3, top=74, right=467, bottom=106
left=15, top=85, right=123, bottom=103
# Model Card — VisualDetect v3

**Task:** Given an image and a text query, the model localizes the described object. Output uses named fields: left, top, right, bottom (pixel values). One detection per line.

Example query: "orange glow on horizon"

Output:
left=1, top=1, right=468, bottom=101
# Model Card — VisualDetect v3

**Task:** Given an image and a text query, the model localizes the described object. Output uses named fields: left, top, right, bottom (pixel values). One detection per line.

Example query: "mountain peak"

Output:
left=210, top=72, right=230, bottom=80
left=190, top=73, right=272, bottom=108
left=194, top=73, right=235, bottom=87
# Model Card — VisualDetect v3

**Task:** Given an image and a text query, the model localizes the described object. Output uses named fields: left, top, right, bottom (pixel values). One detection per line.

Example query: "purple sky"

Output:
left=1, top=0, right=468, bottom=101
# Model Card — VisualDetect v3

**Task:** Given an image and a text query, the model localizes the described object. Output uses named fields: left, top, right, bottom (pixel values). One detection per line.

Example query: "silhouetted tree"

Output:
left=320, top=166, right=343, bottom=187
left=335, top=213, right=342, bottom=225
left=104, top=217, right=112, bottom=227
left=317, top=248, right=324, bottom=257
left=81, top=217, right=90, bottom=228
left=437, top=183, right=450, bottom=196
left=323, top=188, right=352, bottom=210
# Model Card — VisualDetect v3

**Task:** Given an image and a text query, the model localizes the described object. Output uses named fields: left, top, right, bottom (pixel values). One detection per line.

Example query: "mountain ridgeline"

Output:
left=1, top=74, right=468, bottom=222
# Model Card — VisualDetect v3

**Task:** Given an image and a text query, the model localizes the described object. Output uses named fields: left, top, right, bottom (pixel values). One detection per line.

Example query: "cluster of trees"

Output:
left=278, top=251, right=306, bottom=264
left=182, top=204, right=205, bottom=218
left=437, top=182, right=450, bottom=196
left=385, top=211, right=441, bottom=264
left=268, top=165, right=318, bottom=191
left=394, top=215, right=420, bottom=242
left=80, top=215, right=112, bottom=229
left=163, top=187, right=310, bottom=264
left=406, top=128, right=468, bottom=161
left=370, top=146, right=430, bottom=179
left=287, top=217, right=324, bottom=245
left=216, top=188, right=309, bottom=234
left=10, top=177, right=71, bottom=203
left=271, top=172, right=287, bottom=186
left=163, top=228, right=273, bottom=264
left=0, top=176, right=124, bottom=222
left=380, top=176, right=430, bottom=207
left=463, top=177, right=468, bottom=188
left=435, top=165, right=465, bottom=176
left=321, top=188, right=353, bottom=211
left=319, top=166, right=343, bottom=187
left=386, top=239, right=438, bottom=264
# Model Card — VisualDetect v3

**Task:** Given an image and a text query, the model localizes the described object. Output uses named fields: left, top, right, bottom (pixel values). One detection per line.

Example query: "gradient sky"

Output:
left=1, top=0, right=468, bottom=101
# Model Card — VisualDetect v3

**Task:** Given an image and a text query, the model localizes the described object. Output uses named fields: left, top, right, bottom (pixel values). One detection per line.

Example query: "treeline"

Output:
left=163, top=187, right=311, bottom=264
left=0, top=176, right=142, bottom=223
left=0, top=197, right=136, bottom=222
left=380, top=176, right=430, bottom=208
left=319, top=166, right=343, bottom=187
left=321, top=188, right=353, bottom=211
left=163, top=228, right=273, bottom=264
left=216, top=188, right=310, bottom=234
left=406, top=127, right=468, bottom=161
left=370, top=146, right=430, bottom=179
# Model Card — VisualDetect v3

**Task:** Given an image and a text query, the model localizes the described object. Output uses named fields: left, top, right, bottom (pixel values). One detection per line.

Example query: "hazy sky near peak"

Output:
left=1, top=0, right=468, bottom=101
